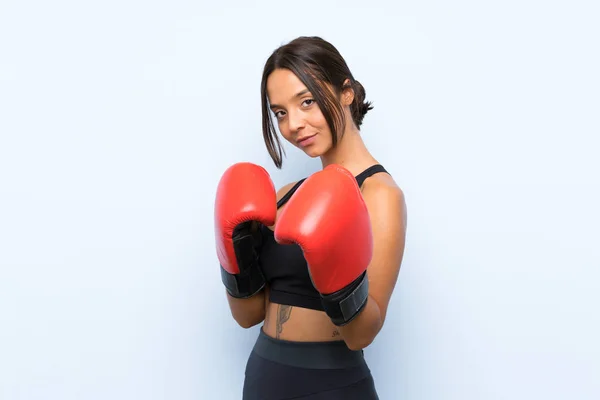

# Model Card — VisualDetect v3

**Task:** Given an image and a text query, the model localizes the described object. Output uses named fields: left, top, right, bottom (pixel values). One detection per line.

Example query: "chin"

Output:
left=300, top=144, right=326, bottom=158
left=294, top=134, right=331, bottom=158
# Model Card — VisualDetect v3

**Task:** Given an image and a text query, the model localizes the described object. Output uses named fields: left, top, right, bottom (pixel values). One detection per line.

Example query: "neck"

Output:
left=320, top=125, right=378, bottom=176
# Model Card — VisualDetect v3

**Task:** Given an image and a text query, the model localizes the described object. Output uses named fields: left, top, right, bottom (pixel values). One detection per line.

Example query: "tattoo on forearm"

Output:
left=276, top=305, right=292, bottom=339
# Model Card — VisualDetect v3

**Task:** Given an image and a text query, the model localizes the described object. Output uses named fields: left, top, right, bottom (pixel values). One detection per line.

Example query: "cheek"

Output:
left=277, top=120, right=293, bottom=140
left=307, top=109, right=328, bottom=130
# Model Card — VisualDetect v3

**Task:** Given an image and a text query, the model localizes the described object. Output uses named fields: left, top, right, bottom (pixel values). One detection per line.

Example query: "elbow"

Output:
left=346, top=337, right=374, bottom=351
left=235, top=316, right=263, bottom=329
left=343, top=314, right=384, bottom=351
left=237, top=320, right=255, bottom=329
left=226, top=290, right=266, bottom=329
left=345, top=334, right=376, bottom=351
left=231, top=309, right=265, bottom=329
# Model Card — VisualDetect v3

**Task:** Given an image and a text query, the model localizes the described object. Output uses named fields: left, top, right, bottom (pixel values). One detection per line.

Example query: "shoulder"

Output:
left=361, top=172, right=407, bottom=224
left=276, top=181, right=300, bottom=202
left=359, top=171, right=408, bottom=255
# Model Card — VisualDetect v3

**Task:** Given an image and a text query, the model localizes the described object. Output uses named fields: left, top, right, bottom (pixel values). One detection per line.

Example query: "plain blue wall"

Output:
left=1, top=1, right=599, bottom=399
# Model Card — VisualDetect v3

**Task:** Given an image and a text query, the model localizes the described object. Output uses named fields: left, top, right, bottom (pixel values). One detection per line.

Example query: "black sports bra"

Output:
left=259, top=164, right=389, bottom=311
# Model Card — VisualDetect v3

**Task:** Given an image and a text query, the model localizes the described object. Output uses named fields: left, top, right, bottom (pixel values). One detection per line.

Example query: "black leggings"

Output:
left=242, top=329, right=379, bottom=400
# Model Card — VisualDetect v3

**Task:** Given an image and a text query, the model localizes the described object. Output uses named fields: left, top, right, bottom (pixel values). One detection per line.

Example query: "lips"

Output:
left=297, top=133, right=317, bottom=145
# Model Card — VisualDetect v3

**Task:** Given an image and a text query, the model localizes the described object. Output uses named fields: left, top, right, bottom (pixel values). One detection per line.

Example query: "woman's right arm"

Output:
left=226, top=289, right=267, bottom=328
left=224, top=181, right=298, bottom=329
left=224, top=220, right=267, bottom=328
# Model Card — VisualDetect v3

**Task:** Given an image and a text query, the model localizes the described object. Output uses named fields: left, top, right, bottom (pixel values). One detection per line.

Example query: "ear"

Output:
left=341, top=78, right=354, bottom=106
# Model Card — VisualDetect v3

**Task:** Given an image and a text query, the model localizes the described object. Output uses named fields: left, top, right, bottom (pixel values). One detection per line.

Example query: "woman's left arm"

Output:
left=337, top=180, right=408, bottom=350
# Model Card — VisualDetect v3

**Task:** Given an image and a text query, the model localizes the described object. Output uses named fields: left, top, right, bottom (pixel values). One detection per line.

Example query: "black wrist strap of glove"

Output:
left=221, top=262, right=265, bottom=299
left=320, top=272, right=369, bottom=326
left=220, top=222, right=265, bottom=299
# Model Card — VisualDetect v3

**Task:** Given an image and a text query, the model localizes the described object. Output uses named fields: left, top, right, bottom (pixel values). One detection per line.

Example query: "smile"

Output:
left=297, top=133, right=317, bottom=146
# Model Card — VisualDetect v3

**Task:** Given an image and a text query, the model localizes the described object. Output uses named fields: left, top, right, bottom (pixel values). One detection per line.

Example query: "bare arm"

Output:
left=226, top=289, right=267, bottom=328
left=337, top=179, right=407, bottom=350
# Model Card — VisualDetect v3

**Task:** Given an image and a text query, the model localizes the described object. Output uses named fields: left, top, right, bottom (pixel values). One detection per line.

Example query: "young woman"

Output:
left=215, top=36, right=407, bottom=399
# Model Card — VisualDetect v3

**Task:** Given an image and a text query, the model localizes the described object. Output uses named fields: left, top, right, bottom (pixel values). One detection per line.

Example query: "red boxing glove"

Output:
left=214, top=162, right=277, bottom=298
left=274, top=164, right=373, bottom=325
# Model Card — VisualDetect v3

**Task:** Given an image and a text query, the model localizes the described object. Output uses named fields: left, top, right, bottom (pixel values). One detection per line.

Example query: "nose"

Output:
left=286, top=109, right=305, bottom=134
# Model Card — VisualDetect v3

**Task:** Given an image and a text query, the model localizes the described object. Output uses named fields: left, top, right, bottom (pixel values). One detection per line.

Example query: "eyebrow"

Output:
left=269, top=89, right=310, bottom=110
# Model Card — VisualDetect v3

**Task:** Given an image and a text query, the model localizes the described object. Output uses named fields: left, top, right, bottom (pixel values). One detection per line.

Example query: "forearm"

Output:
left=226, top=289, right=266, bottom=328
left=337, top=295, right=383, bottom=351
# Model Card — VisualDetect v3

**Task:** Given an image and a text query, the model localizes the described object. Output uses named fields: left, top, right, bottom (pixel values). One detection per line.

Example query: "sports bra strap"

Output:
left=276, top=164, right=389, bottom=209
left=355, top=164, right=388, bottom=187
left=276, top=178, right=306, bottom=208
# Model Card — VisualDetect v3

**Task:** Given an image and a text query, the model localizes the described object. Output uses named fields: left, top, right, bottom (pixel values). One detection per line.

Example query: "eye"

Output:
left=274, top=110, right=286, bottom=120
left=302, top=99, right=315, bottom=107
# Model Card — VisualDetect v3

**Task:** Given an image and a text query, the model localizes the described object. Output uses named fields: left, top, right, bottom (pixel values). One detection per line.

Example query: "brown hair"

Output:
left=260, top=36, right=373, bottom=168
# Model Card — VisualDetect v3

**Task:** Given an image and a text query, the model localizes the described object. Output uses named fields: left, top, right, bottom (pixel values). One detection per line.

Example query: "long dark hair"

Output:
left=260, top=36, right=373, bottom=168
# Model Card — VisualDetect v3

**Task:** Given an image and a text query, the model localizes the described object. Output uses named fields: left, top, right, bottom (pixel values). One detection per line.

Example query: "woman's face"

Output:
left=266, top=68, right=333, bottom=158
